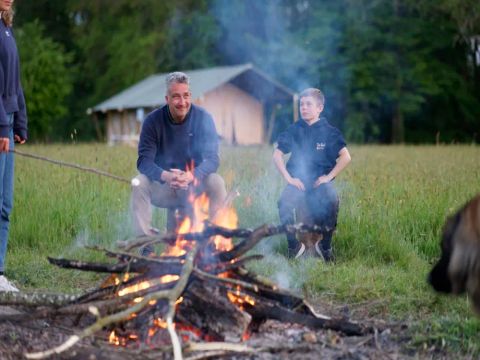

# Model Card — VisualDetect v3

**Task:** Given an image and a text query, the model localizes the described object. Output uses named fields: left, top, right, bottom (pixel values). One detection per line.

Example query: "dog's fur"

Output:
left=428, top=194, right=480, bottom=314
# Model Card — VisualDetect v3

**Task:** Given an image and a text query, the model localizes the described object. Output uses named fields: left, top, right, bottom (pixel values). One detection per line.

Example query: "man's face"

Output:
left=300, top=96, right=323, bottom=123
left=166, top=82, right=191, bottom=122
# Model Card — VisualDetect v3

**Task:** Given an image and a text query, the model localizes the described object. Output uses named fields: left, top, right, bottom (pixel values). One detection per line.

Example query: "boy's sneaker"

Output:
left=314, top=241, right=335, bottom=263
left=0, top=275, right=19, bottom=292
left=287, top=242, right=306, bottom=259
left=322, top=248, right=335, bottom=263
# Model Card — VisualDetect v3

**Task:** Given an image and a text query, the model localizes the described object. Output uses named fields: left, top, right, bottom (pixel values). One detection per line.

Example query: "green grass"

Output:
left=5, top=143, right=480, bottom=354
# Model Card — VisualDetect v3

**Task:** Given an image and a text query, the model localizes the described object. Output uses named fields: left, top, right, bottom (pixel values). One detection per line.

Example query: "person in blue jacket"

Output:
left=273, top=88, right=350, bottom=261
left=0, top=0, right=28, bottom=291
left=130, top=72, right=226, bottom=255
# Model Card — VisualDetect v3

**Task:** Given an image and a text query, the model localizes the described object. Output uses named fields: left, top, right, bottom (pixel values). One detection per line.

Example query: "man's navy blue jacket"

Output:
left=0, top=20, right=27, bottom=139
left=137, top=104, right=219, bottom=182
left=276, top=117, right=346, bottom=186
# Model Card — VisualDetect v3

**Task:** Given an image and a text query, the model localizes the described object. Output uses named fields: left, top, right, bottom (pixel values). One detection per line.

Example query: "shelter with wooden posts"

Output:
left=88, top=64, right=296, bottom=146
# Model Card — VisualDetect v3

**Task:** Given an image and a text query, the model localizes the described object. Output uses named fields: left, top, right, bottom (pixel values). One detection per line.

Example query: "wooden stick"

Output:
left=244, top=295, right=367, bottom=336
left=234, top=267, right=280, bottom=290
left=184, top=341, right=253, bottom=355
left=117, top=222, right=329, bottom=253
left=206, top=254, right=263, bottom=274
left=192, top=268, right=260, bottom=293
left=217, top=224, right=274, bottom=262
left=85, top=245, right=182, bottom=265
left=13, top=149, right=131, bottom=184
left=0, top=291, right=79, bottom=308
left=117, top=224, right=254, bottom=252
left=24, top=246, right=198, bottom=360
left=216, top=223, right=332, bottom=262
left=167, top=243, right=198, bottom=360
left=48, top=256, right=184, bottom=276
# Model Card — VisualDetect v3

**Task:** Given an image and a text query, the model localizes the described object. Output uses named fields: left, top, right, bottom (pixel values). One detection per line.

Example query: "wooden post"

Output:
left=92, top=112, right=103, bottom=141
left=293, top=93, right=299, bottom=123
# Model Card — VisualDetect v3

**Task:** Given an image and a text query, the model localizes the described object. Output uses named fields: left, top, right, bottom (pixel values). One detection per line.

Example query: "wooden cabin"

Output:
left=89, top=63, right=296, bottom=145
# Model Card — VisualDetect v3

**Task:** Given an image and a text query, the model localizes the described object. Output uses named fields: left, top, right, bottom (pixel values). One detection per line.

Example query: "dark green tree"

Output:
left=64, top=0, right=217, bottom=139
left=16, top=21, right=73, bottom=141
left=287, top=0, right=480, bottom=143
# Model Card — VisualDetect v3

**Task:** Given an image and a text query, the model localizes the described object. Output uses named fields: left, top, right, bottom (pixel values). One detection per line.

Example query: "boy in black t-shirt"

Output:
left=273, top=88, right=351, bottom=261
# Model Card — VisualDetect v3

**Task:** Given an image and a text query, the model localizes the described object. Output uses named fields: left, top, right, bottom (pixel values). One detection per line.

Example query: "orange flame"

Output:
left=162, top=188, right=238, bottom=256
left=118, top=281, right=149, bottom=296
left=109, top=330, right=120, bottom=345
left=227, top=286, right=255, bottom=311
left=212, top=206, right=238, bottom=251
left=153, top=318, right=168, bottom=329
left=117, top=274, right=179, bottom=304
left=109, top=172, right=241, bottom=347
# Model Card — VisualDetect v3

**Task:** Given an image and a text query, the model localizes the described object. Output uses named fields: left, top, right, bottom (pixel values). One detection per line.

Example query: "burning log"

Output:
left=176, top=280, right=252, bottom=342
left=0, top=191, right=368, bottom=359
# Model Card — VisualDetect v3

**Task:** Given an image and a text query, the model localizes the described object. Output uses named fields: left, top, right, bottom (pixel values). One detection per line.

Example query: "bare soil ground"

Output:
left=0, top=302, right=452, bottom=360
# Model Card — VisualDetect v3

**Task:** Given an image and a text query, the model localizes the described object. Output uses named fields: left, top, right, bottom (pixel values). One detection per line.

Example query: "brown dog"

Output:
left=428, top=194, right=480, bottom=314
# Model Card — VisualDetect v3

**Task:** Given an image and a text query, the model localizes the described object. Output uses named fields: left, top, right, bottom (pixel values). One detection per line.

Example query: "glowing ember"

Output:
left=109, top=330, right=122, bottom=346
left=160, top=274, right=180, bottom=283
left=153, top=318, right=168, bottom=329
left=227, top=286, right=255, bottom=310
left=242, top=330, right=251, bottom=341
left=118, top=280, right=152, bottom=297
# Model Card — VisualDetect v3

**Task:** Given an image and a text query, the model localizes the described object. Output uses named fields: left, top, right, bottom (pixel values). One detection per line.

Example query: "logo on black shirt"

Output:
left=316, top=142, right=326, bottom=150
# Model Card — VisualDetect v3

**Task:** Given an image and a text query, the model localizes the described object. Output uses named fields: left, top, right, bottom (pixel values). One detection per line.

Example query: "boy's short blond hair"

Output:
left=299, top=88, right=325, bottom=107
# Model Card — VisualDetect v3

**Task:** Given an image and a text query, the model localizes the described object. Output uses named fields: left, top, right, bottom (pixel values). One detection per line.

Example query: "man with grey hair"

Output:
left=131, top=72, right=227, bottom=255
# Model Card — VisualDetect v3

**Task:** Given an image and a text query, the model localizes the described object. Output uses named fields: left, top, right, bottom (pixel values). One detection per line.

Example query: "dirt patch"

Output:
left=0, top=303, right=451, bottom=360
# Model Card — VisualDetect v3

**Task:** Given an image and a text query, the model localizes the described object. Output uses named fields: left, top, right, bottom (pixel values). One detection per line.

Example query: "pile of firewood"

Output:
left=0, top=222, right=369, bottom=359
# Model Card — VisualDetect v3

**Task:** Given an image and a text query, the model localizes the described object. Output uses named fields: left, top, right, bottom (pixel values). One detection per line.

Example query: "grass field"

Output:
left=5, top=143, right=480, bottom=355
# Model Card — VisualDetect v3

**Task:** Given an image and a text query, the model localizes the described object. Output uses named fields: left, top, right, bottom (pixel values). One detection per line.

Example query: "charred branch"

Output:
left=48, top=256, right=184, bottom=277
left=11, top=221, right=366, bottom=359
left=245, top=298, right=367, bottom=336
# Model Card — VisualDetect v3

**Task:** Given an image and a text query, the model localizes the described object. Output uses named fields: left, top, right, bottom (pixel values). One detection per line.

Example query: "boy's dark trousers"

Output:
left=278, top=181, right=339, bottom=254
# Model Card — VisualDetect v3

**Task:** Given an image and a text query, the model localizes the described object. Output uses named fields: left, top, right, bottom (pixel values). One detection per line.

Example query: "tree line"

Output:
left=14, top=0, right=480, bottom=143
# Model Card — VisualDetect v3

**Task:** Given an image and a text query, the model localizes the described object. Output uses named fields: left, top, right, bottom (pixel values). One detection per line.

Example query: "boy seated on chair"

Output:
left=273, top=88, right=351, bottom=261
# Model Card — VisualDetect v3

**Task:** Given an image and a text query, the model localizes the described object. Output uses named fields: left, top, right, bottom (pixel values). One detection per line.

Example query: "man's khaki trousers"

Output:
left=130, top=173, right=227, bottom=236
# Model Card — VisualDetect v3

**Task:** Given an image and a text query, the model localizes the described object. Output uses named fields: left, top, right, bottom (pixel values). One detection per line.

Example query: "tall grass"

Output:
left=5, top=143, right=480, bottom=353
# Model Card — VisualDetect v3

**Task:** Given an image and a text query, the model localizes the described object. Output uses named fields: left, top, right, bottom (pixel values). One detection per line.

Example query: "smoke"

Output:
left=249, top=249, right=321, bottom=292
left=211, top=0, right=313, bottom=91
left=60, top=209, right=134, bottom=258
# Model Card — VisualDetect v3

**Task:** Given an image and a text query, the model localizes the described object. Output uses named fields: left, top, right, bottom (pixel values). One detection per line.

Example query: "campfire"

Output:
left=1, top=190, right=367, bottom=359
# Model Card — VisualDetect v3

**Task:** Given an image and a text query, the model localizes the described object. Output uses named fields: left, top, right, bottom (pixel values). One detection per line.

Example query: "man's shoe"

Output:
left=138, top=228, right=159, bottom=257
left=139, top=244, right=155, bottom=257
left=287, top=242, right=306, bottom=259
left=149, top=227, right=160, bottom=235
left=0, top=275, right=19, bottom=292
